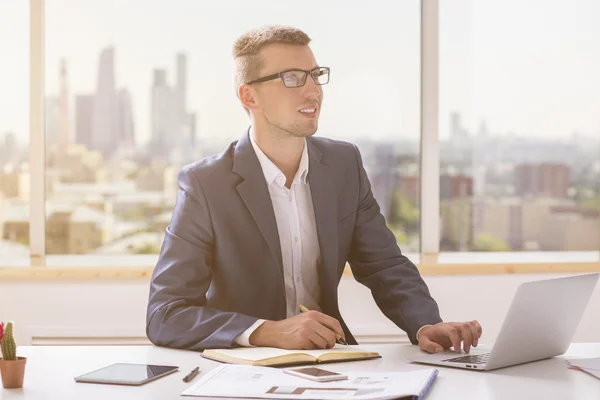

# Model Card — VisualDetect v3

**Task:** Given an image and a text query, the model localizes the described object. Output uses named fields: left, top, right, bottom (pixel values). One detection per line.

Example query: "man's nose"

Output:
left=303, top=76, right=322, bottom=99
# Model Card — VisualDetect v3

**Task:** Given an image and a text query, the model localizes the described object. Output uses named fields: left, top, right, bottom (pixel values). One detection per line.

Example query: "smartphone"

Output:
left=283, top=367, right=348, bottom=382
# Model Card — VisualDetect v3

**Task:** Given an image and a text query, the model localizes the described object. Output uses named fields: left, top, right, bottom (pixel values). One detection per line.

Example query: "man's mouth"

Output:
left=299, top=107, right=317, bottom=115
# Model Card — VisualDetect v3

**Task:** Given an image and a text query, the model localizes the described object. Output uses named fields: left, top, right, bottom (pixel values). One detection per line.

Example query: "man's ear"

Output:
left=239, top=84, right=259, bottom=111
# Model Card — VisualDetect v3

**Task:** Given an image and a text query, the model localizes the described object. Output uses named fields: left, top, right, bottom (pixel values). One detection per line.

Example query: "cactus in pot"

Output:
left=0, top=321, right=27, bottom=389
left=1, top=322, right=17, bottom=361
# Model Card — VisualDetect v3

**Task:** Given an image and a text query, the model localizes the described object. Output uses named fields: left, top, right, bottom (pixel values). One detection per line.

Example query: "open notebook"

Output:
left=201, top=344, right=381, bottom=367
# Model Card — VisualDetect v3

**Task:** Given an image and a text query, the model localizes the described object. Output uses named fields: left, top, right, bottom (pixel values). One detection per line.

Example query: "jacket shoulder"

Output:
left=308, top=136, right=359, bottom=159
left=180, top=141, right=237, bottom=183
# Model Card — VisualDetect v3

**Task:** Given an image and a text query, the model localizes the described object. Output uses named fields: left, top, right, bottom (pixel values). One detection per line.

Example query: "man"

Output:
left=146, top=25, right=481, bottom=354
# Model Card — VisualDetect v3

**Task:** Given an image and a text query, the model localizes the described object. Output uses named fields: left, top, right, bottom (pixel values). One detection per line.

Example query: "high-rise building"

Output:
left=45, top=96, right=60, bottom=147
left=116, top=88, right=135, bottom=149
left=0, top=132, right=18, bottom=166
left=59, top=59, right=71, bottom=153
left=177, top=53, right=196, bottom=162
left=149, top=53, right=196, bottom=162
left=91, top=47, right=117, bottom=158
left=150, top=69, right=178, bottom=160
left=75, top=95, right=94, bottom=150
left=450, top=112, right=468, bottom=140
left=176, top=53, right=187, bottom=121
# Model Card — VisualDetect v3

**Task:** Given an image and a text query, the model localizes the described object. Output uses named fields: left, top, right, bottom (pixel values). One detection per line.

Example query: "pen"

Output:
left=299, top=304, right=348, bottom=345
left=183, top=366, right=200, bottom=382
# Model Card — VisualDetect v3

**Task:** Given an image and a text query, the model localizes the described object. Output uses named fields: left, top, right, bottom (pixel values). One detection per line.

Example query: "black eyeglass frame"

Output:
left=246, top=66, right=330, bottom=87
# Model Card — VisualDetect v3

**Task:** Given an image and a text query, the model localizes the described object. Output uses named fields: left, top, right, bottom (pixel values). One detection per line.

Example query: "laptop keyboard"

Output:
left=442, top=352, right=490, bottom=364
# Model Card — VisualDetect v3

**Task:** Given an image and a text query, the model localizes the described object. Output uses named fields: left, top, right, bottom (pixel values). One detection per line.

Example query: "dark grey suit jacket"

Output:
left=146, top=130, right=442, bottom=350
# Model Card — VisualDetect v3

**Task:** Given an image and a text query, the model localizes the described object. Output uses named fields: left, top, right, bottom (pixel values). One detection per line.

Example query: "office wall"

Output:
left=1, top=273, right=599, bottom=347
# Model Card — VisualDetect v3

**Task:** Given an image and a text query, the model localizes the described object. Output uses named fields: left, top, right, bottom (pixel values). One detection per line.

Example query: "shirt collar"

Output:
left=249, top=130, right=309, bottom=187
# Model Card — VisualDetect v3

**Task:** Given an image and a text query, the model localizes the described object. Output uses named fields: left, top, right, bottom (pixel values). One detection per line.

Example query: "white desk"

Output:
left=1, top=343, right=598, bottom=400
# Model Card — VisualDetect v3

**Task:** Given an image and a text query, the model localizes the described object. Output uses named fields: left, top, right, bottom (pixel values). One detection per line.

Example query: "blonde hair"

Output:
left=233, top=25, right=311, bottom=97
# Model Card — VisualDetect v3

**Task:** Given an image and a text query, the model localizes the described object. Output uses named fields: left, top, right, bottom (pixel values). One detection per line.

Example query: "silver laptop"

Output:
left=411, top=273, right=599, bottom=371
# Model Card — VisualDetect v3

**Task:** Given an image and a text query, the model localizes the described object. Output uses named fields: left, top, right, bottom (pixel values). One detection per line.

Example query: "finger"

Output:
left=309, top=320, right=337, bottom=349
left=457, top=323, right=473, bottom=353
left=298, top=338, right=316, bottom=350
left=418, top=336, right=444, bottom=354
left=306, top=329, right=329, bottom=349
left=441, top=325, right=462, bottom=353
left=310, top=311, right=345, bottom=339
left=469, top=321, right=481, bottom=347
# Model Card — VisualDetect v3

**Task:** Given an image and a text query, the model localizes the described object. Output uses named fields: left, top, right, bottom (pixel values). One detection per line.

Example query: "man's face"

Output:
left=252, top=44, right=324, bottom=138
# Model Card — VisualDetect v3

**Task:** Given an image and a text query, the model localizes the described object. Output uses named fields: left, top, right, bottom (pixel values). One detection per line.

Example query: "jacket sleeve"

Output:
left=346, top=145, right=443, bottom=344
left=146, top=166, right=258, bottom=350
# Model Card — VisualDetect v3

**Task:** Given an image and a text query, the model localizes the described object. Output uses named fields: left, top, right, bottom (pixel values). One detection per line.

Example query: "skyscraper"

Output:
left=116, top=88, right=135, bottom=149
left=45, top=96, right=60, bottom=147
left=149, top=53, right=195, bottom=162
left=59, top=59, right=71, bottom=153
left=0, top=132, right=18, bottom=166
left=75, top=95, right=94, bottom=150
left=450, top=112, right=463, bottom=139
left=91, top=47, right=117, bottom=159
left=150, top=69, right=177, bottom=160
left=176, top=53, right=187, bottom=122
left=176, top=53, right=197, bottom=163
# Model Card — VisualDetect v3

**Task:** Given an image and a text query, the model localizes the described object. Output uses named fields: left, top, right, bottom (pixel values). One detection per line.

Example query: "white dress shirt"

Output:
left=233, top=132, right=322, bottom=346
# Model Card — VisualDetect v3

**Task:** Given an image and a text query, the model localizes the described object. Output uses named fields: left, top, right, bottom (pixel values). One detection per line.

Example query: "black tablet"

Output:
left=74, top=363, right=179, bottom=386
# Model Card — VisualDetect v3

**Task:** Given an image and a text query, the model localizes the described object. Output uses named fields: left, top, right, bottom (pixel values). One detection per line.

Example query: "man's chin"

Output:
left=296, top=130, right=317, bottom=138
left=290, top=123, right=318, bottom=138
left=267, top=119, right=317, bottom=138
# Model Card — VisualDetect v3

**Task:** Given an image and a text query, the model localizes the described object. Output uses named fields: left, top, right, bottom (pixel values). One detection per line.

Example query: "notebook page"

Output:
left=203, top=347, right=312, bottom=362
left=300, top=344, right=377, bottom=358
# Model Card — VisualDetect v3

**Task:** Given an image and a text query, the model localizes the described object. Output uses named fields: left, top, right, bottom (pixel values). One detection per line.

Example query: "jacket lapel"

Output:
left=232, top=130, right=285, bottom=308
left=306, top=139, right=339, bottom=311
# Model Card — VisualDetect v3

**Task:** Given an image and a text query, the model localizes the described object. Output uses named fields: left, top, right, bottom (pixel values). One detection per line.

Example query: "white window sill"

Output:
left=0, top=252, right=598, bottom=278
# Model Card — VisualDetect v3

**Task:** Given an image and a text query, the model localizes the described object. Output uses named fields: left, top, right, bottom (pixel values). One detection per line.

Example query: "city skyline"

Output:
left=42, top=44, right=600, bottom=163
left=2, top=0, right=600, bottom=148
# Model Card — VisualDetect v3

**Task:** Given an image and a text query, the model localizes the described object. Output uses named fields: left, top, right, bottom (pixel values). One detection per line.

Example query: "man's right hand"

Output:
left=249, top=310, right=345, bottom=350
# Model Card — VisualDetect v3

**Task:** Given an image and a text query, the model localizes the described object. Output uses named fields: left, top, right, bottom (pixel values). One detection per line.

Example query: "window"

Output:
left=0, top=2, right=30, bottom=259
left=439, top=0, right=600, bottom=252
left=5, top=0, right=594, bottom=270
left=44, top=0, right=421, bottom=255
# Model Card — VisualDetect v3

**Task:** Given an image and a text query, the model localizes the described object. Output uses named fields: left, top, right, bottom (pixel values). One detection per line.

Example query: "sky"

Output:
left=1, top=0, right=599, bottom=148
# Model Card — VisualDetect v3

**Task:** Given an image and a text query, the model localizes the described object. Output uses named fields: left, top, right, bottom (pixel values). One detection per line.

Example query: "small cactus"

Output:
left=0, top=321, right=17, bottom=361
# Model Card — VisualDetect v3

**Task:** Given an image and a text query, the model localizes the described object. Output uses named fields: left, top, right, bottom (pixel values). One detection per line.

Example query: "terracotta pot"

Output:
left=0, top=357, right=27, bottom=389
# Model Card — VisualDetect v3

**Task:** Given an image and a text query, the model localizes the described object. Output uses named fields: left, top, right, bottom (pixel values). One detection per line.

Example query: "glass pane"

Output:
left=0, top=3, right=30, bottom=259
left=440, top=0, right=600, bottom=254
left=45, top=0, right=420, bottom=255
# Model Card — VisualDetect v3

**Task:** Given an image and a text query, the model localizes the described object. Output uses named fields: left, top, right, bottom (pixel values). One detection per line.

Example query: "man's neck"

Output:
left=251, top=126, right=305, bottom=187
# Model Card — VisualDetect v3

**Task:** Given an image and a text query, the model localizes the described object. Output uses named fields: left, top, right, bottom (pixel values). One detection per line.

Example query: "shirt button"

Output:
left=296, top=277, right=301, bottom=282
left=288, top=196, right=292, bottom=202
left=294, top=237, right=299, bottom=243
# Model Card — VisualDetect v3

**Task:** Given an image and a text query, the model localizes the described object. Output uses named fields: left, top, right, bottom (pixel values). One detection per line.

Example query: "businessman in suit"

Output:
left=146, top=25, right=482, bottom=354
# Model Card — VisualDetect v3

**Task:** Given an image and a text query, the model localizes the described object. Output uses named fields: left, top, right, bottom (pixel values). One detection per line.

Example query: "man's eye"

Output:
left=283, top=73, right=301, bottom=86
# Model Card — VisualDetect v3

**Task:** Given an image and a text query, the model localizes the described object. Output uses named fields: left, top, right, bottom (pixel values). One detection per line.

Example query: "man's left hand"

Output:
left=417, top=321, right=482, bottom=354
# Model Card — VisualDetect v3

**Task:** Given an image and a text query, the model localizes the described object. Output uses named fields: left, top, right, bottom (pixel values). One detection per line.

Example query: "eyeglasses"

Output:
left=246, top=66, right=330, bottom=88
